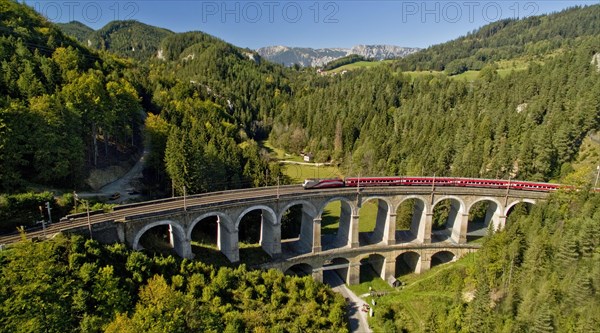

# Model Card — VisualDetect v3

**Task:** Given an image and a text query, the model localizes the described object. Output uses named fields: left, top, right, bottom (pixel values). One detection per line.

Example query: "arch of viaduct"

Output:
left=273, top=245, right=478, bottom=285
left=117, top=187, right=545, bottom=282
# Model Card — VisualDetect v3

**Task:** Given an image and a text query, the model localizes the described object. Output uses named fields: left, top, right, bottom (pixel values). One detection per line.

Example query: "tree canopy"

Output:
left=0, top=235, right=348, bottom=332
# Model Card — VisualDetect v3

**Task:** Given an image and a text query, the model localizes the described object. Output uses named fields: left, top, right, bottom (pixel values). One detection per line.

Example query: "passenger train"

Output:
left=302, top=176, right=561, bottom=192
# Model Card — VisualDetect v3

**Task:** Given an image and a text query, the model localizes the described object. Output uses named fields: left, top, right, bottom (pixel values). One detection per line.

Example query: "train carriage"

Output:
left=302, top=176, right=561, bottom=192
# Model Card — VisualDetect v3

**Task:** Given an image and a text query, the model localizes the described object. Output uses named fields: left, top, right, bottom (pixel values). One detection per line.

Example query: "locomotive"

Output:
left=302, top=176, right=560, bottom=192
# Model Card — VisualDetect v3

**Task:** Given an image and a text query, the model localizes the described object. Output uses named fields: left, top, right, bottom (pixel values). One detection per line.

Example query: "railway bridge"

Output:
left=0, top=183, right=548, bottom=283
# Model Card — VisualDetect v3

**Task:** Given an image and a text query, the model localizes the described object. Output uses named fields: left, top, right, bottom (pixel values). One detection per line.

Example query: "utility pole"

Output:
left=266, top=168, right=269, bottom=187
left=430, top=173, right=436, bottom=204
left=183, top=185, right=187, bottom=211
left=505, top=177, right=511, bottom=207
left=45, top=201, right=52, bottom=224
left=317, top=162, right=319, bottom=178
left=86, top=200, right=92, bottom=239
left=37, top=205, right=46, bottom=238
left=74, top=192, right=92, bottom=239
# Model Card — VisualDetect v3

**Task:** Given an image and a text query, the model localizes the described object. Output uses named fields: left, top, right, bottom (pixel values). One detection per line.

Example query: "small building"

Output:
left=303, top=153, right=313, bottom=162
left=387, top=276, right=402, bottom=288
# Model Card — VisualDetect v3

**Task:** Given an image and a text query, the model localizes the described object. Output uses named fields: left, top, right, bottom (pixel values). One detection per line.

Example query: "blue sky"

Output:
left=26, top=0, right=599, bottom=49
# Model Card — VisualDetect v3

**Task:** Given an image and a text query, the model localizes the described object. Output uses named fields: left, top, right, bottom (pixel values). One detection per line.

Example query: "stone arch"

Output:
left=358, top=253, right=386, bottom=282
left=466, top=197, right=504, bottom=240
left=318, top=197, right=357, bottom=251
left=278, top=200, right=318, bottom=254
left=323, top=257, right=351, bottom=286
left=316, top=196, right=357, bottom=217
left=433, top=195, right=466, bottom=212
left=430, top=250, right=456, bottom=268
left=361, top=196, right=393, bottom=208
left=235, top=205, right=278, bottom=230
left=503, top=199, right=536, bottom=229
left=284, top=263, right=314, bottom=277
left=188, top=212, right=234, bottom=239
left=432, top=196, right=467, bottom=243
left=504, top=199, right=536, bottom=217
left=132, top=220, right=190, bottom=258
left=395, top=251, right=421, bottom=276
left=187, top=212, right=235, bottom=259
left=358, top=196, right=392, bottom=246
left=235, top=205, right=280, bottom=258
left=394, top=195, right=430, bottom=243
left=466, top=197, right=503, bottom=214
left=279, top=200, right=318, bottom=220
left=394, top=195, right=431, bottom=212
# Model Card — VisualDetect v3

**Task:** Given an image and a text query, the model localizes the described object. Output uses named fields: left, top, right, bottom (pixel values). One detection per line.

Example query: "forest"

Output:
left=1, top=0, right=600, bottom=331
left=270, top=36, right=600, bottom=181
left=0, top=0, right=291, bottom=217
left=0, top=235, right=348, bottom=332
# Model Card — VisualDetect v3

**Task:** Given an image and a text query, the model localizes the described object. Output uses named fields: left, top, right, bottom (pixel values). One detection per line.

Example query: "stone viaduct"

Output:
left=81, top=185, right=546, bottom=285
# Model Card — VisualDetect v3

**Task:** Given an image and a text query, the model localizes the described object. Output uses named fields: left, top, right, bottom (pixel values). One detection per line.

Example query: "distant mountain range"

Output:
left=256, top=45, right=421, bottom=67
left=57, top=20, right=419, bottom=67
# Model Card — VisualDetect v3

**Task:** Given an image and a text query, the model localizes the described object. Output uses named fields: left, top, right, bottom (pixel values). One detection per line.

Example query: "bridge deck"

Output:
left=0, top=184, right=548, bottom=246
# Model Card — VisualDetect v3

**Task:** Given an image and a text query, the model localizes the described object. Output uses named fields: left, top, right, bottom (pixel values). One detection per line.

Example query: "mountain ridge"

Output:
left=257, top=44, right=420, bottom=67
left=56, top=21, right=419, bottom=66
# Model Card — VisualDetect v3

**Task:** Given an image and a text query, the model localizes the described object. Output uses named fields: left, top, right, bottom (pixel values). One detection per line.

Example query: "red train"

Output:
left=302, top=176, right=561, bottom=192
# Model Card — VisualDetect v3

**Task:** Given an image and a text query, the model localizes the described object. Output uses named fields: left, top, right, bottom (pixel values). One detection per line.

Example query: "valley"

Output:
left=1, top=1, right=599, bottom=332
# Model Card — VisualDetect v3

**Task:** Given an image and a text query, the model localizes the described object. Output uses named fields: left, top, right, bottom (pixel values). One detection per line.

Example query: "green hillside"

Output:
left=87, top=20, right=173, bottom=61
left=57, top=20, right=175, bottom=61
left=0, top=0, right=291, bottom=217
left=0, top=0, right=144, bottom=191
left=270, top=6, right=600, bottom=183
left=56, top=21, right=93, bottom=44
left=395, top=4, right=600, bottom=74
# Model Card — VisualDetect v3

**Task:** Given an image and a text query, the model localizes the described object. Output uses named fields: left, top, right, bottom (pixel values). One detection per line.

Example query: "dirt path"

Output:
left=324, top=271, right=372, bottom=333
left=99, top=149, right=148, bottom=202
left=77, top=149, right=147, bottom=203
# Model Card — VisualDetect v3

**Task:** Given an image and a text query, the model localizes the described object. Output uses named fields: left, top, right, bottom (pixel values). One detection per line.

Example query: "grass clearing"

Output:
left=319, top=200, right=380, bottom=234
left=260, top=139, right=298, bottom=160
left=451, top=70, right=480, bottom=81
left=348, top=277, right=395, bottom=297
left=321, top=201, right=341, bottom=234
left=364, top=254, right=477, bottom=331
left=282, top=163, right=342, bottom=183
left=260, top=139, right=343, bottom=183
left=401, top=58, right=535, bottom=82
left=402, top=70, right=444, bottom=80
left=358, top=200, right=379, bottom=232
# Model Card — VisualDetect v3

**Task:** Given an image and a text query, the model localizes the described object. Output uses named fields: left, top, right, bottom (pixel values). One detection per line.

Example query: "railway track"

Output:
left=0, top=181, right=550, bottom=246
left=0, top=185, right=304, bottom=246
